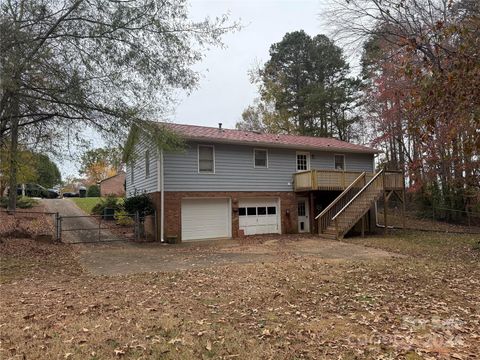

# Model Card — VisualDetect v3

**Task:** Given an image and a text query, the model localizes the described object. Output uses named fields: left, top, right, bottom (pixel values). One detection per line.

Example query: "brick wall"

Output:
left=149, top=191, right=298, bottom=242
left=100, top=172, right=126, bottom=197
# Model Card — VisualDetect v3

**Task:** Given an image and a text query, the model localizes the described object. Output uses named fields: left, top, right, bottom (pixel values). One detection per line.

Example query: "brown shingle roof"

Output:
left=161, top=123, right=378, bottom=154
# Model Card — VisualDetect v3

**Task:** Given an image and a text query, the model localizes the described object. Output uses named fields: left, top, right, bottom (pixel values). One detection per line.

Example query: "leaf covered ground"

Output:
left=0, top=231, right=479, bottom=359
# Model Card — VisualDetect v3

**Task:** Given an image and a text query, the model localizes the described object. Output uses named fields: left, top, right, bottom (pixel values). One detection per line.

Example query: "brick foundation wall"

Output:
left=149, top=191, right=298, bottom=242
left=100, top=172, right=126, bottom=197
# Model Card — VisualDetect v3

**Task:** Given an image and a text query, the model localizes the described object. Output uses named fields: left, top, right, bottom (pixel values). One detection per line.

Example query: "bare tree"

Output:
left=0, top=0, right=238, bottom=209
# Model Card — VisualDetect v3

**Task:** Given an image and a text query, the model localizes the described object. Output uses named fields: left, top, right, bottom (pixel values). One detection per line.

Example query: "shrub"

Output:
left=18, top=196, right=39, bottom=208
left=91, top=195, right=123, bottom=215
left=114, top=210, right=134, bottom=226
left=123, top=194, right=154, bottom=217
left=87, top=185, right=100, bottom=197
left=0, top=196, right=38, bottom=209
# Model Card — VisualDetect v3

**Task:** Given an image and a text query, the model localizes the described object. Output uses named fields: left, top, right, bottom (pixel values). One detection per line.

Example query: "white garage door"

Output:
left=239, top=198, right=280, bottom=235
left=181, top=198, right=231, bottom=241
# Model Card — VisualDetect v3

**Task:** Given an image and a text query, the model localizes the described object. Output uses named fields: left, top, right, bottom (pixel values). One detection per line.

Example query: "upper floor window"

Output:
left=145, top=150, right=150, bottom=178
left=334, top=154, right=345, bottom=170
left=198, top=145, right=215, bottom=173
left=254, top=149, right=268, bottom=168
left=296, top=152, right=310, bottom=171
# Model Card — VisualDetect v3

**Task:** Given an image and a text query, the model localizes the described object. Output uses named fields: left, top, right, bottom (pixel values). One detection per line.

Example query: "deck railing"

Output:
left=293, top=169, right=403, bottom=192
left=315, top=172, right=367, bottom=234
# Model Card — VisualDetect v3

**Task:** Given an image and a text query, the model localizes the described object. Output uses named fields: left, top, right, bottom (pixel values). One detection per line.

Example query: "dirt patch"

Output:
left=74, top=235, right=398, bottom=275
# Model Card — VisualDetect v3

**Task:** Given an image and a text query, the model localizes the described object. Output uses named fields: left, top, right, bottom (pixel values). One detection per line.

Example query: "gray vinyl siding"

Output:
left=163, top=141, right=374, bottom=192
left=125, top=135, right=158, bottom=197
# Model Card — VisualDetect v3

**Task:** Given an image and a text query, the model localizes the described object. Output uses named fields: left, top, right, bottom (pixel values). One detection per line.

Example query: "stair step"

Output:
left=324, top=229, right=337, bottom=235
left=319, top=233, right=337, bottom=240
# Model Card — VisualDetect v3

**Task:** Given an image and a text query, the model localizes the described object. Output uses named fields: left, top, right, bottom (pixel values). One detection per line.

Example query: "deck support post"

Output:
left=361, top=214, right=365, bottom=238
left=309, top=192, right=315, bottom=234
left=334, top=218, right=339, bottom=240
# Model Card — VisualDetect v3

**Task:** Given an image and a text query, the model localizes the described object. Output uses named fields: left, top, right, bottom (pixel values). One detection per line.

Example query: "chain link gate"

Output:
left=56, top=211, right=157, bottom=243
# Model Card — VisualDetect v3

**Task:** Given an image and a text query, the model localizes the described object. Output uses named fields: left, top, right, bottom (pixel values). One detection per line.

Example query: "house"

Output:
left=126, top=122, right=404, bottom=242
left=99, top=171, right=126, bottom=197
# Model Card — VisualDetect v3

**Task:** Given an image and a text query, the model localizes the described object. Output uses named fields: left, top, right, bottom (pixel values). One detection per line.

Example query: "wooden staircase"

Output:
left=316, top=170, right=386, bottom=239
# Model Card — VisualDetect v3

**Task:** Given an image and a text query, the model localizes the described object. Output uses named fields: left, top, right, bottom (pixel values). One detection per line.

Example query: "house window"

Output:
left=296, top=152, right=310, bottom=171
left=198, top=145, right=215, bottom=173
left=334, top=154, right=345, bottom=170
left=257, top=207, right=267, bottom=215
left=145, top=150, right=150, bottom=178
left=254, top=149, right=268, bottom=168
left=267, top=206, right=276, bottom=215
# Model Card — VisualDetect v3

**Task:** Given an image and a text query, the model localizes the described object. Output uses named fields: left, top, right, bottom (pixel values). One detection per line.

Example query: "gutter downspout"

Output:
left=156, top=148, right=165, bottom=242
left=160, top=148, right=165, bottom=243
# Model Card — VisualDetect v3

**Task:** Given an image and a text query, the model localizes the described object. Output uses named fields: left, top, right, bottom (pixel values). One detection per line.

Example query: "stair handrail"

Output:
left=332, top=169, right=385, bottom=222
left=315, top=172, right=367, bottom=234
left=315, top=172, right=366, bottom=221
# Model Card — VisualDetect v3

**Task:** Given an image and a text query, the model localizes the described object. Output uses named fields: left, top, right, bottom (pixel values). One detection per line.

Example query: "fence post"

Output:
left=135, top=211, right=139, bottom=241
left=383, top=172, right=387, bottom=235
left=55, top=213, right=61, bottom=242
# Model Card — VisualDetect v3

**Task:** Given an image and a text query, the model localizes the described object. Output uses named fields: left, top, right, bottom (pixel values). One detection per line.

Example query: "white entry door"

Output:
left=181, top=198, right=231, bottom=241
left=297, top=198, right=310, bottom=233
left=238, top=198, right=280, bottom=235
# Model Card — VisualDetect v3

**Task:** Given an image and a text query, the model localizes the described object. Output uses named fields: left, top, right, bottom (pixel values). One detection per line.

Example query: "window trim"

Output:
left=334, top=154, right=346, bottom=171
left=296, top=151, right=310, bottom=172
left=253, top=148, right=268, bottom=168
left=197, top=144, right=215, bottom=174
left=145, top=150, right=150, bottom=178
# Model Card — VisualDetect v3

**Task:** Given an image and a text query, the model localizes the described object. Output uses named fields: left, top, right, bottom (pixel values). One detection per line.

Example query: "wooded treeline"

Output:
left=236, top=30, right=363, bottom=142
left=238, top=0, right=479, bottom=212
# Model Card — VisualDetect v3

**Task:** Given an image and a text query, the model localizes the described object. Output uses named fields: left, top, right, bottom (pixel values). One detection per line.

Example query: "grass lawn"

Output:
left=70, top=197, right=102, bottom=214
left=0, top=231, right=479, bottom=359
left=70, top=197, right=124, bottom=214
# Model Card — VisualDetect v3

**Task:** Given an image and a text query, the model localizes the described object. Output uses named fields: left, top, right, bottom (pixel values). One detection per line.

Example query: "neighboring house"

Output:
left=99, top=171, right=126, bottom=197
left=126, top=122, right=403, bottom=242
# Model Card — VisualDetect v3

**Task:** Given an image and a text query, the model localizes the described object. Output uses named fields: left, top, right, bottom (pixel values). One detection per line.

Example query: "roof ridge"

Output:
left=165, top=122, right=354, bottom=142
left=153, top=121, right=377, bottom=153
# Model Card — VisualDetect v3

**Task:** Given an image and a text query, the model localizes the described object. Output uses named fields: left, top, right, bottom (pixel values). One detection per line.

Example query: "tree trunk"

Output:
left=7, top=102, right=19, bottom=212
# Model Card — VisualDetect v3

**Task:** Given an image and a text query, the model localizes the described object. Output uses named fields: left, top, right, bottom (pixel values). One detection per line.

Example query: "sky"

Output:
left=173, top=0, right=332, bottom=128
left=61, top=0, right=336, bottom=178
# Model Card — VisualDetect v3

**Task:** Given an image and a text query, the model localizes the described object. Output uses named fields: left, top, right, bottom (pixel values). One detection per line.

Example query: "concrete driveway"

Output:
left=74, top=235, right=399, bottom=276
left=41, top=199, right=116, bottom=243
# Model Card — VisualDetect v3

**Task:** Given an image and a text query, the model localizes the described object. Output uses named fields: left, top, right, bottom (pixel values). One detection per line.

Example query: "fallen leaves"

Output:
left=1, top=233, right=479, bottom=359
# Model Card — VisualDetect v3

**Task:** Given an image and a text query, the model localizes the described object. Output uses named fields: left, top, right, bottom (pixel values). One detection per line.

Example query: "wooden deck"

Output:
left=293, top=169, right=403, bottom=192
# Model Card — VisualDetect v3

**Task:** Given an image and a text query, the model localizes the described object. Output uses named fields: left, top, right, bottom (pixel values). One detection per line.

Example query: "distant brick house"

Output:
left=99, top=171, right=126, bottom=197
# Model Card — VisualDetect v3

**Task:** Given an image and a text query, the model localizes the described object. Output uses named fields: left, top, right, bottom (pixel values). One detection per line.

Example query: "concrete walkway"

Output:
left=41, top=199, right=117, bottom=243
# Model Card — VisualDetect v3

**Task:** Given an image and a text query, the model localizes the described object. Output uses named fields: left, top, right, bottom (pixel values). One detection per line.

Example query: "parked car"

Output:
left=16, top=183, right=59, bottom=198
left=46, top=188, right=60, bottom=198
left=62, top=192, right=79, bottom=198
